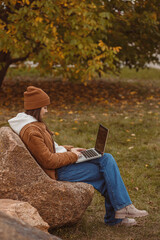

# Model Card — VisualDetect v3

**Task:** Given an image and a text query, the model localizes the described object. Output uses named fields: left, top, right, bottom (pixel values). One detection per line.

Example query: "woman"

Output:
left=8, top=86, right=148, bottom=227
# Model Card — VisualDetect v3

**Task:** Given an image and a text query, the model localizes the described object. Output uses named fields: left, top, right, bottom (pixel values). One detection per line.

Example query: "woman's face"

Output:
left=40, top=106, right=48, bottom=119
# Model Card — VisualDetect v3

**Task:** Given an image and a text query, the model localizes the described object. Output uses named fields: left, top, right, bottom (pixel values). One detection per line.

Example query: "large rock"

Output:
left=0, top=211, right=61, bottom=240
left=0, top=199, right=49, bottom=232
left=0, top=127, right=94, bottom=228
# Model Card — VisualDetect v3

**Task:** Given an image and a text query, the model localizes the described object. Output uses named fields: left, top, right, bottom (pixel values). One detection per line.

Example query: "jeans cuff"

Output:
left=114, top=201, right=132, bottom=211
left=105, top=218, right=122, bottom=226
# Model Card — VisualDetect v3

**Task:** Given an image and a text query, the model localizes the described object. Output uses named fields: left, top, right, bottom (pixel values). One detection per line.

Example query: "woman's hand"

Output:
left=71, top=148, right=86, bottom=157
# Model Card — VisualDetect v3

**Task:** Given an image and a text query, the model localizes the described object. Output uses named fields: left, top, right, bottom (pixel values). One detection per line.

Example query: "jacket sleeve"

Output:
left=63, top=145, right=74, bottom=151
left=22, top=130, right=78, bottom=169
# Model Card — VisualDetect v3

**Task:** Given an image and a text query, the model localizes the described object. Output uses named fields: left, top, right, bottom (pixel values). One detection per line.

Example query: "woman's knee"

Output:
left=104, top=153, right=114, bottom=160
left=101, top=153, right=117, bottom=165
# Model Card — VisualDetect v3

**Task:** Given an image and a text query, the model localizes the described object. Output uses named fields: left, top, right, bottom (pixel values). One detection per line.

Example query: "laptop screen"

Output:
left=95, top=124, right=109, bottom=154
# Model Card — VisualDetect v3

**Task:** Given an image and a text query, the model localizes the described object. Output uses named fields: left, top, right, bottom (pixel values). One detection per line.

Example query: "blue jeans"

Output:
left=57, top=153, right=132, bottom=225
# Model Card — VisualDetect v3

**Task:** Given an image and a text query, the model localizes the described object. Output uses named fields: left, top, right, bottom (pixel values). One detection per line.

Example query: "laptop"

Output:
left=76, top=124, right=109, bottom=163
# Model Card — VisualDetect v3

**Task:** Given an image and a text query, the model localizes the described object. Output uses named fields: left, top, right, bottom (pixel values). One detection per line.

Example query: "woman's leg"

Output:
left=93, top=153, right=132, bottom=211
left=57, top=156, right=131, bottom=225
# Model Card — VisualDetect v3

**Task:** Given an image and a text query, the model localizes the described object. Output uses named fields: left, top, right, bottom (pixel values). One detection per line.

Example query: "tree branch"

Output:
left=11, top=53, right=30, bottom=64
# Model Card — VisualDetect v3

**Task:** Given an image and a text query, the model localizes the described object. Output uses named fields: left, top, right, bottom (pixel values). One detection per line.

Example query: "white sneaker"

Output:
left=115, top=204, right=148, bottom=219
left=119, top=218, right=137, bottom=227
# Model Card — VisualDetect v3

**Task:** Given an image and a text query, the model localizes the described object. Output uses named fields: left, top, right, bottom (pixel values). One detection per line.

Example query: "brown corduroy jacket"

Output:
left=20, top=122, right=78, bottom=180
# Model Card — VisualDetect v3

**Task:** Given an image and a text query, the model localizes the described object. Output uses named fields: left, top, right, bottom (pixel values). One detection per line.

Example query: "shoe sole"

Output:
left=120, top=222, right=137, bottom=227
left=115, top=212, right=148, bottom=219
left=117, top=220, right=137, bottom=227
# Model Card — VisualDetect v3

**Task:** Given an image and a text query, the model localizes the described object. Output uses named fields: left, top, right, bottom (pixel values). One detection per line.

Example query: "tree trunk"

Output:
left=0, top=51, right=30, bottom=88
left=0, top=62, right=11, bottom=88
left=0, top=51, right=11, bottom=88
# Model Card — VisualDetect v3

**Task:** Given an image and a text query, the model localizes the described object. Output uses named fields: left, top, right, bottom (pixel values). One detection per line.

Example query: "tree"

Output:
left=0, top=0, right=159, bottom=88
left=0, top=0, right=119, bottom=87
left=103, top=0, right=160, bottom=70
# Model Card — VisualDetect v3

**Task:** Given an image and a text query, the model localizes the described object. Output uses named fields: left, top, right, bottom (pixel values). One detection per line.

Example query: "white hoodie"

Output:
left=8, top=112, right=67, bottom=153
left=8, top=112, right=37, bottom=135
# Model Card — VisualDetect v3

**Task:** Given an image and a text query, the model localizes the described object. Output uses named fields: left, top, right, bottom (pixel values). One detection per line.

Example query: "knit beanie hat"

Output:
left=24, top=86, right=50, bottom=110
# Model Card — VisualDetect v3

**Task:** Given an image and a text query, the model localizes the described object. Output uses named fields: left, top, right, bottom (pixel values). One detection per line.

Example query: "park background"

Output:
left=0, top=1, right=160, bottom=240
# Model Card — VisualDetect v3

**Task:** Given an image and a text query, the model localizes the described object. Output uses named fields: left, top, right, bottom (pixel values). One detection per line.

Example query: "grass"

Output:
left=119, top=67, right=160, bottom=81
left=1, top=67, right=160, bottom=240
left=6, top=65, right=160, bottom=82
left=46, top=103, right=160, bottom=240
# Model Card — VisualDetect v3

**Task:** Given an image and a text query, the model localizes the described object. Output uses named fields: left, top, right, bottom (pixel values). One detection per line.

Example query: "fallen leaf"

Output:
left=130, top=91, right=137, bottom=95
left=68, top=111, right=73, bottom=114
left=128, top=146, right=134, bottom=150
left=146, top=96, right=153, bottom=100
left=54, top=132, right=60, bottom=136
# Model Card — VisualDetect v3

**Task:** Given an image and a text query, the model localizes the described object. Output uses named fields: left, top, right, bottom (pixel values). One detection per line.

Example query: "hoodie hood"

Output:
left=8, top=112, right=37, bottom=135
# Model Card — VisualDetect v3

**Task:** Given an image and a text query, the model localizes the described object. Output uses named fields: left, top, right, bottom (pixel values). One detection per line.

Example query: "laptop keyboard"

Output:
left=81, top=149, right=99, bottom=158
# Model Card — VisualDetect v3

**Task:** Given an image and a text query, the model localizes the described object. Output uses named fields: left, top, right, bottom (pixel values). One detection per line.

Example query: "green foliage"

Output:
left=0, top=0, right=119, bottom=84
left=0, top=0, right=159, bottom=85
left=104, top=0, right=160, bottom=69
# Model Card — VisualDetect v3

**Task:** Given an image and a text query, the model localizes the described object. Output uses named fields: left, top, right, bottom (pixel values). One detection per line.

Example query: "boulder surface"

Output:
left=0, top=127, right=94, bottom=227
left=0, top=211, right=61, bottom=240
left=0, top=199, right=49, bottom=232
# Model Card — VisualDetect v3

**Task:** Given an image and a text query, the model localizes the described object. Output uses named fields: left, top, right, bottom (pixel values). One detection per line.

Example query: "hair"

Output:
left=25, top=108, right=42, bottom=122
left=25, top=108, right=53, bottom=136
